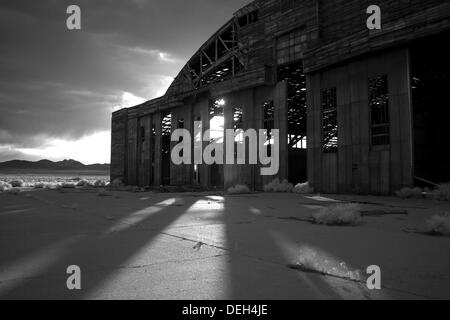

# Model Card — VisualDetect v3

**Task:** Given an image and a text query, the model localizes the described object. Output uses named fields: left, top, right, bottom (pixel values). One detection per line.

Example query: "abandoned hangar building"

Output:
left=110, top=0, right=450, bottom=194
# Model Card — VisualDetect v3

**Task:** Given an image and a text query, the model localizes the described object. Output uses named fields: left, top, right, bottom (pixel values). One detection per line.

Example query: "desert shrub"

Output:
left=94, top=180, right=106, bottom=187
left=263, top=178, right=293, bottom=193
left=110, top=178, right=124, bottom=188
left=311, top=203, right=361, bottom=226
left=6, top=188, right=21, bottom=195
left=227, top=184, right=250, bottom=194
left=433, top=184, right=450, bottom=201
left=76, top=179, right=92, bottom=187
left=9, top=180, right=24, bottom=188
left=426, top=213, right=450, bottom=236
left=395, top=187, right=423, bottom=199
left=293, top=182, right=314, bottom=194
left=60, top=183, right=76, bottom=189
left=0, top=181, right=12, bottom=192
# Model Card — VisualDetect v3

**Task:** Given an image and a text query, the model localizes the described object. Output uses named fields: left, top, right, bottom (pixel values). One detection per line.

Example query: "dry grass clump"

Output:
left=110, top=178, right=124, bottom=188
left=433, top=184, right=450, bottom=201
left=34, top=182, right=45, bottom=189
left=76, top=179, right=92, bottom=187
left=426, top=213, right=450, bottom=236
left=94, top=180, right=107, bottom=187
left=395, top=187, right=423, bottom=199
left=9, top=180, right=24, bottom=188
left=311, top=203, right=361, bottom=226
left=263, top=178, right=293, bottom=192
left=6, top=188, right=21, bottom=195
left=293, top=182, right=314, bottom=194
left=0, top=181, right=12, bottom=192
left=227, top=184, right=250, bottom=194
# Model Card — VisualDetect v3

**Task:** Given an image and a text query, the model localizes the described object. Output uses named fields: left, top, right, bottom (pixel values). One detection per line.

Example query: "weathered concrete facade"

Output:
left=111, top=0, right=450, bottom=194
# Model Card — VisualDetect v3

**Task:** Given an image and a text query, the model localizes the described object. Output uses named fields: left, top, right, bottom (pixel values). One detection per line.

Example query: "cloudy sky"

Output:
left=0, top=0, right=252, bottom=164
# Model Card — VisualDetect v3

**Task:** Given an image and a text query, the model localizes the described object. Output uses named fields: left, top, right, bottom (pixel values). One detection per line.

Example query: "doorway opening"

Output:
left=277, top=61, right=307, bottom=184
left=411, top=32, right=450, bottom=186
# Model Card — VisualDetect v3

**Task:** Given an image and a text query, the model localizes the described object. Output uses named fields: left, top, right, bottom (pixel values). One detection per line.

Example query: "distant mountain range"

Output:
left=0, top=159, right=110, bottom=171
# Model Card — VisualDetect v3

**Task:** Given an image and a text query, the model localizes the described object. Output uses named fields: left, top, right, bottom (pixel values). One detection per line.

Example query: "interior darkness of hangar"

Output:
left=411, top=32, right=450, bottom=185
left=277, top=61, right=308, bottom=184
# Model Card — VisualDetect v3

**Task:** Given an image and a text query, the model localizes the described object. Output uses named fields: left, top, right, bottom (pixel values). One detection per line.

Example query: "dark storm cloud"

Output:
left=0, top=0, right=252, bottom=153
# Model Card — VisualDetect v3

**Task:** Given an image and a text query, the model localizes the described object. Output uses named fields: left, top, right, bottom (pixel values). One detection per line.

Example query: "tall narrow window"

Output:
left=369, top=75, right=390, bottom=146
left=193, top=116, right=201, bottom=184
left=161, top=112, right=172, bottom=185
left=140, top=126, right=145, bottom=142
left=278, top=62, right=307, bottom=149
left=150, top=125, right=156, bottom=184
left=263, top=101, right=275, bottom=156
left=177, top=118, right=184, bottom=157
left=233, top=106, right=244, bottom=158
left=233, top=107, right=243, bottom=130
left=210, top=99, right=225, bottom=144
left=321, top=88, right=338, bottom=153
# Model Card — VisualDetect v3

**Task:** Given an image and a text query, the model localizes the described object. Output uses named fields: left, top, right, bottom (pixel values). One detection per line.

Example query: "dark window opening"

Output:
left=233, top=106, right=243, bottom=158
left=193, top=116, right=201, bottom=184
left=233, top=107, right=243, bottom=130
left=263, top=101, right=274, bottom=157
left=161, top=112, right=172, bottom=185
left=238, top=10, right=258, bottom=28
left=321, top=88, right=338, bottom=153
left=151, top=126, right=156, bottom=162
left=140, top=126, right=145, bottom=142
left=177, top=118, right=184, bottom=157
left=150, top=125, right=156, bottom=184
left=278, top=62, right=307, bottom=149
left=369, top=75, right=390, bottom=146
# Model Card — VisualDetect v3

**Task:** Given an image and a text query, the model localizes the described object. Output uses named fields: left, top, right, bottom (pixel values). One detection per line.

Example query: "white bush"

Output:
left=433, top=184, right=450, bottom=201
left=263, top=178, right=293, bottom=193
left=111, top=178, right=124, bottom=188
left=0, top=181, right=12, bottom=192
left=293, top=182, right=314, bottom=194
left=312, top=203, right=361, bottom=226
left=227, top=184, right=250, bottom=194
left=9, top=180, right=24, bottom=188
left=76, top=179, right=92, bottom=187
left=94, top=180, right=106, bottom=187
left=395, top=187, right=423, bottom=199
left=426, top=213, right=450, bottom=236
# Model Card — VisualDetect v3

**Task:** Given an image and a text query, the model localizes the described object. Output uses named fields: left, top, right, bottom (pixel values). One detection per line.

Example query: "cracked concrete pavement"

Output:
left=0, top=188, right=449, bottom=299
